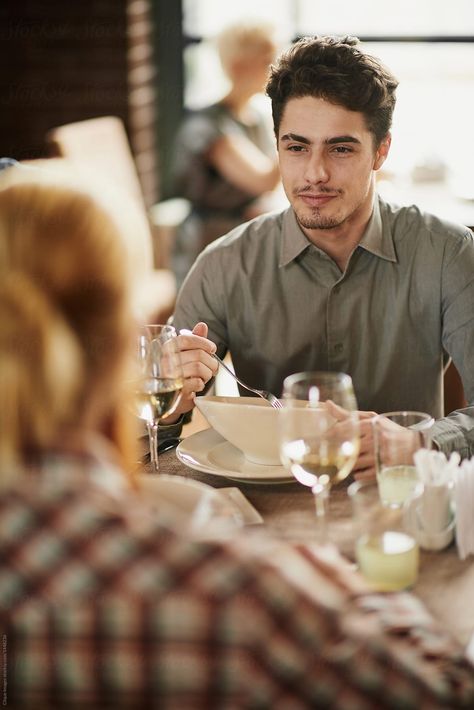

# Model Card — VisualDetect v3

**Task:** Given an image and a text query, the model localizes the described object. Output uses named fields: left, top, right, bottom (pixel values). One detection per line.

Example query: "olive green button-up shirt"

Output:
left=173, top=196, right=474, bottom=455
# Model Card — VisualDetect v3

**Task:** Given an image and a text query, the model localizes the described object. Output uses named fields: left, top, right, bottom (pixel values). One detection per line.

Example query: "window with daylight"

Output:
left=181, top=0, right=474, bottom=220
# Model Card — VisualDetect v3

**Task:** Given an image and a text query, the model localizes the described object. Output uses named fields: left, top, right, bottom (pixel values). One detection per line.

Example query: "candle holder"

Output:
left=348, top=479, right=420, bottom=591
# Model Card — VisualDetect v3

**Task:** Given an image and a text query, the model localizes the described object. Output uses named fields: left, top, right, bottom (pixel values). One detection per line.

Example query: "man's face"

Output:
left=277, top=96, right=390, bottom=233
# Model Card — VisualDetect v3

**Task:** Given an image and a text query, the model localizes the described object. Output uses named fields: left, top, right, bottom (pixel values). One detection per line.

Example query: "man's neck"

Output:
left=307, top=226, right=366, bottom=273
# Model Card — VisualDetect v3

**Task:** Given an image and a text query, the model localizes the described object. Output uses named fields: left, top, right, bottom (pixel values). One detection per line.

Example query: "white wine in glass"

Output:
left=136, top=325, right=183, bottom=472
left=279, top=371, right=360, bottom=541
left=135, top=377, right=183, bottom=423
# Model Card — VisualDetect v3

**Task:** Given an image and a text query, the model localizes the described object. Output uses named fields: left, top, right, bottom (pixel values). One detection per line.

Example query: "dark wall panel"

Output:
left=0, top=0, right=158, bottom=203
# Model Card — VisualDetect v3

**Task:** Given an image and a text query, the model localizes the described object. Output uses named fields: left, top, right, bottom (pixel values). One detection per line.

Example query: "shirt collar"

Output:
left=358, top=196, right=397, bottom=262
left=279, top=196, right=397, bottom=267
left=279, top=208, right=312, bottom=266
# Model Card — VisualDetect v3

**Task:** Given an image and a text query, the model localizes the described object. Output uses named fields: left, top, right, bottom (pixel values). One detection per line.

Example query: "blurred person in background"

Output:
left=171, top=20, right=282, bottom=288
left=1, top=164, right=473, bottom=708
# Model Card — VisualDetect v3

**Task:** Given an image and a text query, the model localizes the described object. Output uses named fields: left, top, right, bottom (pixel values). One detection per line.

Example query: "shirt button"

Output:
left=334, top=343, right=343, bottom=353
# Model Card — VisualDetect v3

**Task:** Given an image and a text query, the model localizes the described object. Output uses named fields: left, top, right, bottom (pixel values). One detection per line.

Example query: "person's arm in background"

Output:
left=207, top=133, right=280, bottom=195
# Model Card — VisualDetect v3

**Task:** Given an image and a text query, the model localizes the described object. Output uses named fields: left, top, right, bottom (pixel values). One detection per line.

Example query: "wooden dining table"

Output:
left=158, top=436, right=474, bottom=650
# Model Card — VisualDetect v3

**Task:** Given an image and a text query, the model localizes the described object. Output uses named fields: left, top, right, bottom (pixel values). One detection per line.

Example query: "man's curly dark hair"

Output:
left=266, top=35, right=399, bottom=146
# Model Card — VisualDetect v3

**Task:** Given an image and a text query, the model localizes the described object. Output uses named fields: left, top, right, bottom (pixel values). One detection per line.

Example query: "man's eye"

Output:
left=287, top=145, right=306, bottom=152
left=332, top=146, right=352, bottom=154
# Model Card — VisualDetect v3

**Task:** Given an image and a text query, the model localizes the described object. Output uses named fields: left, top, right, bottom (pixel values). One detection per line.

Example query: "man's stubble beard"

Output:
left=292, top=186, right=346, bottom=230
left=294, top=207, right=344, bottom=231
left=292, top=186, right=371, bottom=232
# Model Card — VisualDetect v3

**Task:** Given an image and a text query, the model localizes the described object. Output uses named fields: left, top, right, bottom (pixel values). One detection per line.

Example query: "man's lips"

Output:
left=298, top=192, right=338, bottom=207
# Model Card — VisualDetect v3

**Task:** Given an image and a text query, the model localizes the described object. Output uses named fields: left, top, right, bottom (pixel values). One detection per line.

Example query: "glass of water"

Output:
left=373, top=411, right=433, bottom=507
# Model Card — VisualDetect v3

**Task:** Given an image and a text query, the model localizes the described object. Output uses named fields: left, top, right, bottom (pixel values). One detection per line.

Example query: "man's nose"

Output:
left=304, top=153, right=330, bottom=184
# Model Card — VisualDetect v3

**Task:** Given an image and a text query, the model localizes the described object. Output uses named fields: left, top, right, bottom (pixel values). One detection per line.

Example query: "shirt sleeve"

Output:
left=157, top=412, right=190, bottom=440
left=432, top=227, right=474, bottom=456
left=173, top=246, right=230, bottom=356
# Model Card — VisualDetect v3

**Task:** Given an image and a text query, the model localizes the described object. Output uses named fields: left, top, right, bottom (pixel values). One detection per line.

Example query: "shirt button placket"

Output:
left=327, top=281, right=345, bottom=368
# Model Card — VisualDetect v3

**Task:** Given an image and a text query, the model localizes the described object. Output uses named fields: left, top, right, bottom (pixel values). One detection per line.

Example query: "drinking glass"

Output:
left=135, top=324, right=184, bottom=472
left=279, top=372, right=360, bottom=541
left=373, top=411, right=434, bottom=507
left=349, top=479, right=420, bottom=591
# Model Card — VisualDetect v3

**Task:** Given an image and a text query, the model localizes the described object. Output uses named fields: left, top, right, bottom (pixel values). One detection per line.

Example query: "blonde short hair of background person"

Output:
left=0, top=164, right=139, bottom=480
left=216, top=20, right=278, bottom=84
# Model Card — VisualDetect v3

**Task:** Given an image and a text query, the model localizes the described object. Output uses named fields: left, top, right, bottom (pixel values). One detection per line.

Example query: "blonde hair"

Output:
left=216, top=21, right=277, bottom=75
left=0, top=164, right=137, bottom=477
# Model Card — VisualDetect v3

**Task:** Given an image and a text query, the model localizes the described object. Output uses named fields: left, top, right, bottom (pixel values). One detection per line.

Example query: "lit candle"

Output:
left=356, top=530, right=419, bottom=591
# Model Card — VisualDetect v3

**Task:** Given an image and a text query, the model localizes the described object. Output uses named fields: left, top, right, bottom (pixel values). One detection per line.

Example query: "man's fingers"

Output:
left=180, top=349, right=217, bottom=375
left=325, top=401, right=378, bottom=425
left=181, top=376, right=209, bottom=393
left=354, top=468, right=376, bottom=481
left=353, top=452, right=375, bottom=470
left=325, top=400, right=349, bottom=420
left=359, top=419, right=375, bottom=441
left=169, top=322, right=221, bottom=416
left=178, top=331, right=216, bottom=354
left=192, top=321, right=208, bottom=338
left=352, top=413, right=377, bottom=478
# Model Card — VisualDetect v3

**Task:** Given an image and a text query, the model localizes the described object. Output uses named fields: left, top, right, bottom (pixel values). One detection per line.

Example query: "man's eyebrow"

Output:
left=279, top=133, right=361, bottom=145
left=279, top=133, right=311, bottom=144
left=326, top=135, right=361, bottom=145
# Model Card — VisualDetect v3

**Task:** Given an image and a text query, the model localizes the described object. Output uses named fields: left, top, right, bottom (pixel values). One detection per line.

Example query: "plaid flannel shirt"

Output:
left=1, top=452, right=473, bottom=709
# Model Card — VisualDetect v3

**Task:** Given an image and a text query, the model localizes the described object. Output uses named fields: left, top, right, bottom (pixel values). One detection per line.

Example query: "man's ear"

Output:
left=373, top=133, right=391, bottom=171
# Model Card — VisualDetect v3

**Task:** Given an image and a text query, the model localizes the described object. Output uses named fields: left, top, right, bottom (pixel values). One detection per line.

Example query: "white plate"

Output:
left=137, top=474, right=263, bottom=526
left=176, top=428, right=293, bottom=483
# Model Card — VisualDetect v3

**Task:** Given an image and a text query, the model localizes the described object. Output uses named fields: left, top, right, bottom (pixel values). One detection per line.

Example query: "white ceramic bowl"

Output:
left=195, top=395, right=281, bottom=465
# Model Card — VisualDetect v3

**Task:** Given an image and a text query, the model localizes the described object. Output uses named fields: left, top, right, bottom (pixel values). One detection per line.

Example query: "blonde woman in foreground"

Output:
left=0, top=164, right=473, bottom=709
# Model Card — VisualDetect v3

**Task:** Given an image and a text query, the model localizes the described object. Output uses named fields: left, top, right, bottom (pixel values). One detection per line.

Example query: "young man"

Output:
left=172, top=36, right=474, bottom=476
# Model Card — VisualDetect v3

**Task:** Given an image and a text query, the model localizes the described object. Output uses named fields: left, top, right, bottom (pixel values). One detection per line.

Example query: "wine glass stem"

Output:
left=312, top=482, right=329, bottom=543
left=147, top=421, right=160, bottom=473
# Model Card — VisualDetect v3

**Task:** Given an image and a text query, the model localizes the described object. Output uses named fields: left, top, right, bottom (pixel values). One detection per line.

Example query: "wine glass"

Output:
left=135, top=324, right=184, bottom=472
left=279, top=371, right=360, bottom=541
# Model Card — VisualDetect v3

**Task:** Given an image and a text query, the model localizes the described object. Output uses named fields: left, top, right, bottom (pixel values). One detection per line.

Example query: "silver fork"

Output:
left=213, top=353, right=283, bottom=409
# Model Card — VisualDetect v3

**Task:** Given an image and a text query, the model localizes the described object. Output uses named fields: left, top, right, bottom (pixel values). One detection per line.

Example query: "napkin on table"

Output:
left=452, top=458, right=474, bottom=560
left=414, top=449, right=456, bottom=528
left=414, top=448, right=474, bottom=559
